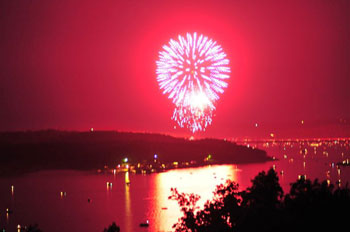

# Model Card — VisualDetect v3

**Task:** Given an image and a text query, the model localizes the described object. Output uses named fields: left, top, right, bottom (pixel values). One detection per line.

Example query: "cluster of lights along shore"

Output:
left=156, top=32, right=230, bottom=133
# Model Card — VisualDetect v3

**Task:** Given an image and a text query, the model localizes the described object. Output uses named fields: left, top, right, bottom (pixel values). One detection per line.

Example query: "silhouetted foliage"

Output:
left=283, top=178, right=350, bottom=231
left=103, top=222, right=120, bottom=232
left=170, top=168, right=350, bottom=232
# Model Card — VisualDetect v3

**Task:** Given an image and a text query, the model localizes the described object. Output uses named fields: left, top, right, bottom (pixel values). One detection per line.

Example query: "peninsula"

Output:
left=0, top=130, right=271, bottom=176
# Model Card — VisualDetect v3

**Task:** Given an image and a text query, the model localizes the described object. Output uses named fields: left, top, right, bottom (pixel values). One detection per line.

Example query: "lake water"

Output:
left=0, top=139, right=349, bottom=232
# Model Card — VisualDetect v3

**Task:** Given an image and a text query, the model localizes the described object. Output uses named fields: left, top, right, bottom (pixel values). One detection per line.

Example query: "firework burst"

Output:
left=156, top=32, right=230, bottom=132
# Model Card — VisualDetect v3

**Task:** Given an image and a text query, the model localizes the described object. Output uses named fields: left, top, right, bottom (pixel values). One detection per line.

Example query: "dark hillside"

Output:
left=0, top=130, right=270, bottom=175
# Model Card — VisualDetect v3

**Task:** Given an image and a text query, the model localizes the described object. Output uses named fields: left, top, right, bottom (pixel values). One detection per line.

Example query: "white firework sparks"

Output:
left=156, top=32, right=230, bottom=132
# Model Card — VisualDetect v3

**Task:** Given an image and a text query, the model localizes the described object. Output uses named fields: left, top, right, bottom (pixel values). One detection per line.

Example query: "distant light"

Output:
left=270, top=133, right=275, bottom=138
left=255, top=123, right=258, bottom=128
left=154, top=154, right=158, bottom=159
left=301, top=120, right=304, bottom=125
left=90, top=127, right=94, bottom=132
left=310, top=143, right=319, bottom=147
left=124, top=158, right=128, bottom=163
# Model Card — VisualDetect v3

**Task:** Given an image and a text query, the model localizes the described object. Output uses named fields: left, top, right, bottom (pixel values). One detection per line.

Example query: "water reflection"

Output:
left=124, top=172, right=131, bottom=232
left=6, top=210, right=9, bottom=223
left=154, top=165, right=238, bottom=231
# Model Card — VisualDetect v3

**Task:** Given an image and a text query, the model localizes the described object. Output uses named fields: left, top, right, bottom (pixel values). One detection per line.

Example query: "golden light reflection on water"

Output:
left=124, top=172, right=132, bottom=232
left=153, top=165, right=238, bottom=231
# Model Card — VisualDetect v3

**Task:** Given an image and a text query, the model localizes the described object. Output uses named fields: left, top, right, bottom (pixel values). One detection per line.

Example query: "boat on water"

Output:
left=139, top=220, right=149, bottom=227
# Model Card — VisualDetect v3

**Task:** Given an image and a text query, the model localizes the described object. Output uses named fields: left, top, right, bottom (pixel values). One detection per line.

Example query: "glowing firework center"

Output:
left=156, top=33, right=230, bottom=133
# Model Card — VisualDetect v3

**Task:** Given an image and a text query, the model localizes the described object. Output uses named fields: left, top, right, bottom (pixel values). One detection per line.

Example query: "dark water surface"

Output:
left=1, top=140, right=349, bottom=231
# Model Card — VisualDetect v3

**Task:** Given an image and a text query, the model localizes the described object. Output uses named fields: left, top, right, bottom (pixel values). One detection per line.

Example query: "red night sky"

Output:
left=0, top=0, right=349, bottom=138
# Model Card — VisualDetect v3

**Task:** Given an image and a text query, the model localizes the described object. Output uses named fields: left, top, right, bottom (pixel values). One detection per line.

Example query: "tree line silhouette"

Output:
left=169, top=168, right=350, bottom=232
left=0, top=130, right=268, bottom=176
